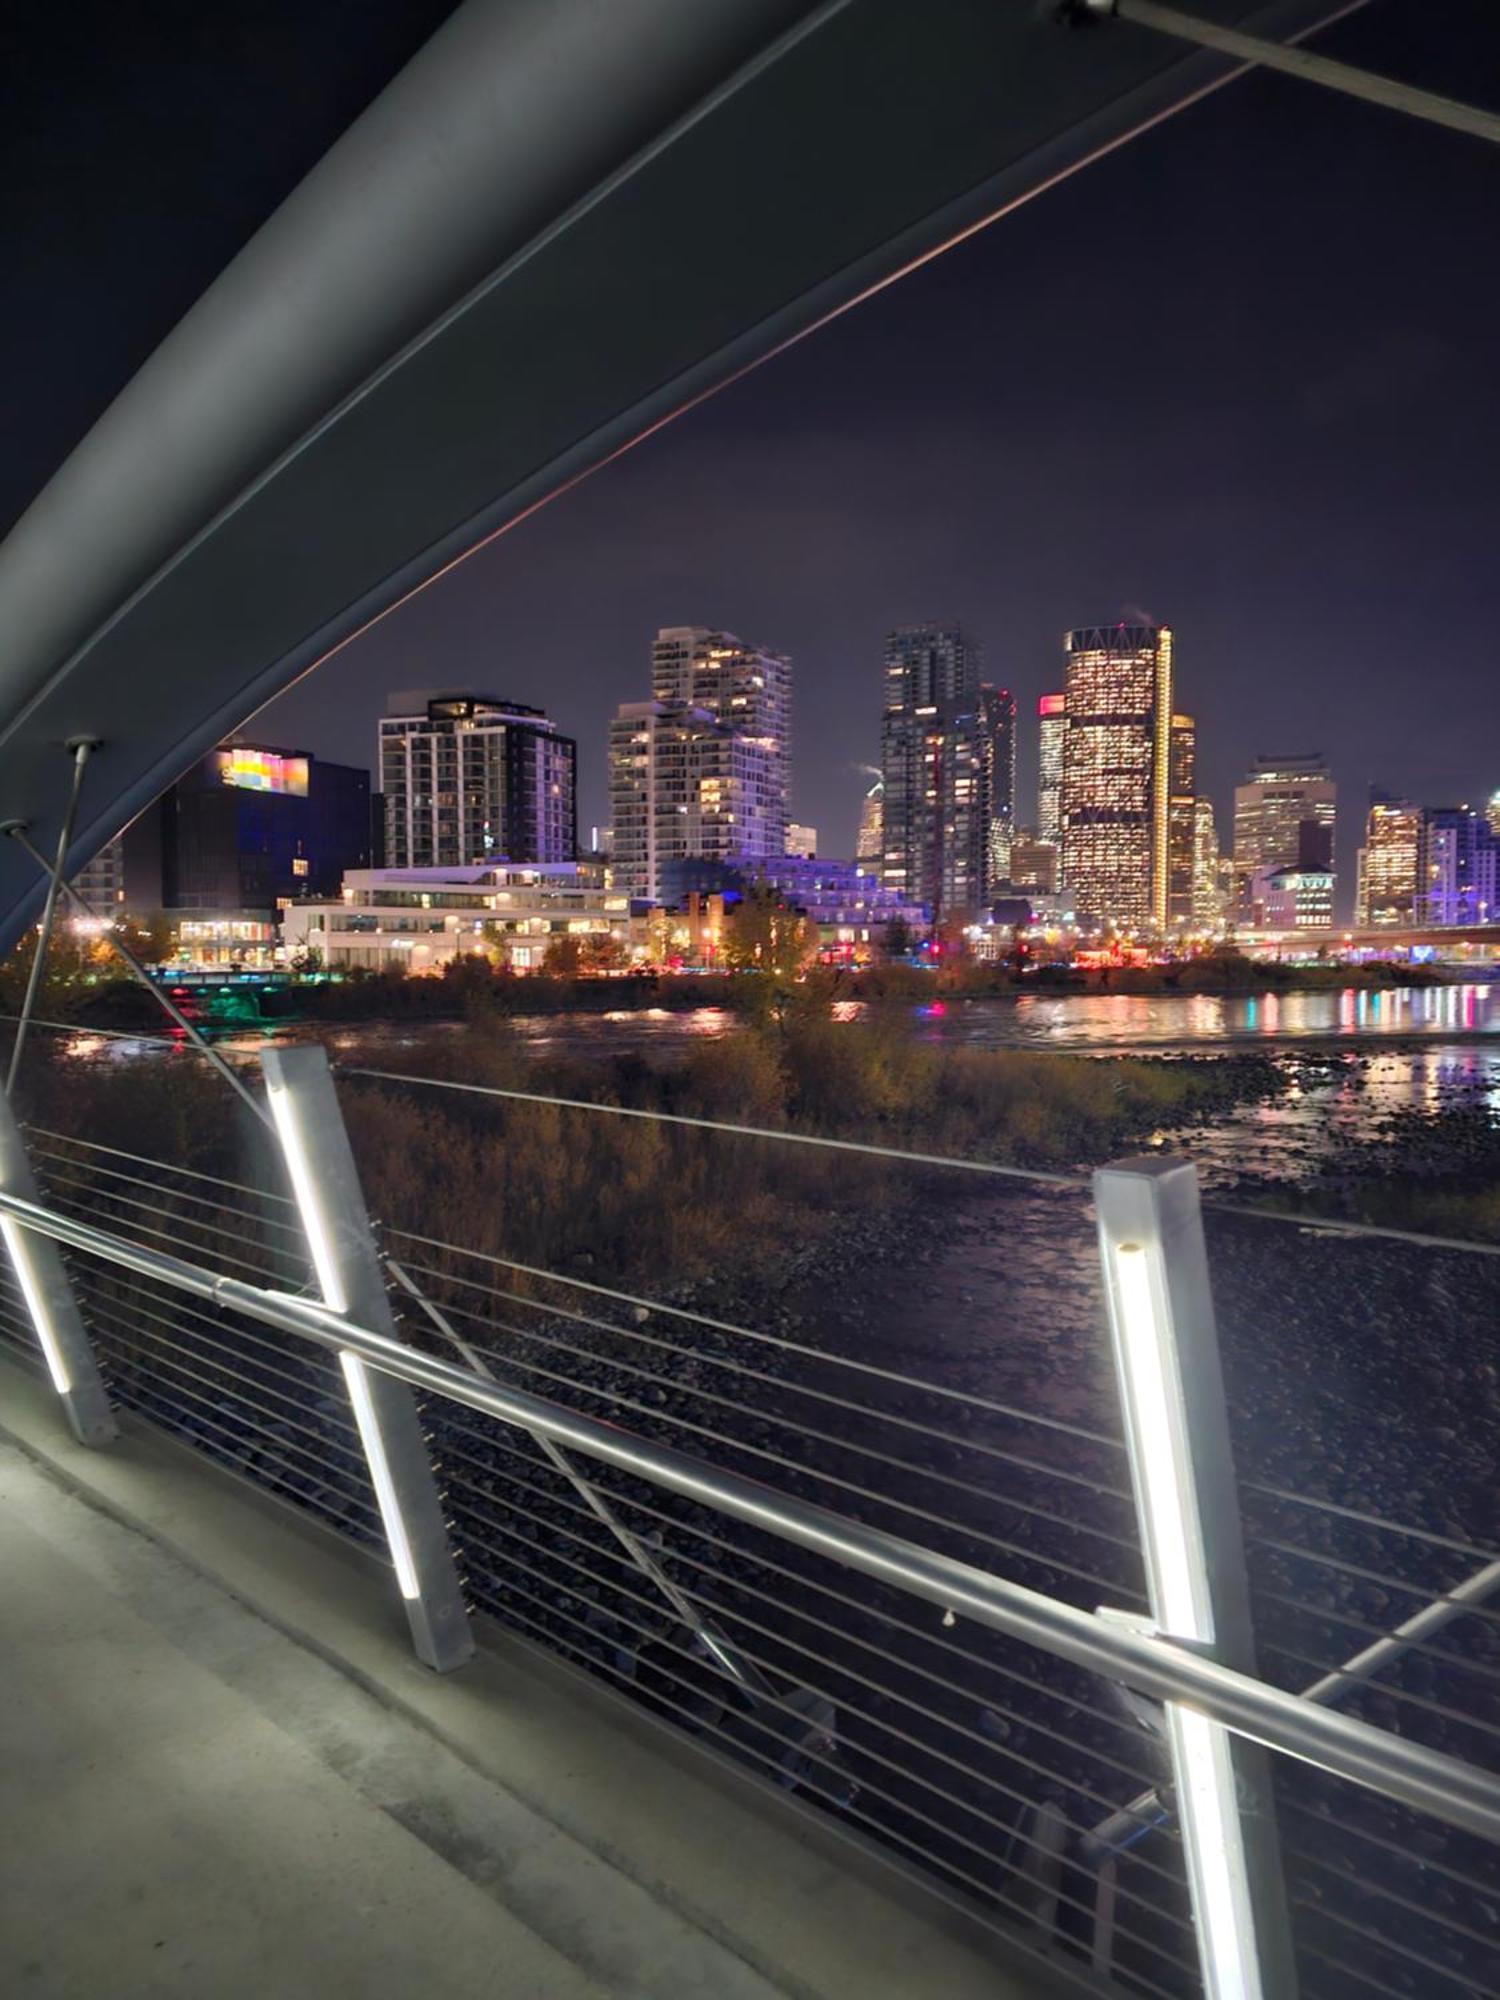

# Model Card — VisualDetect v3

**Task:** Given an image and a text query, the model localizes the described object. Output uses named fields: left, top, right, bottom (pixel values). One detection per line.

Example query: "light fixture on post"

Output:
left=1095, top=1156, right=1296, bottom=2000
left=262, top=1045, right=471, bottom=1669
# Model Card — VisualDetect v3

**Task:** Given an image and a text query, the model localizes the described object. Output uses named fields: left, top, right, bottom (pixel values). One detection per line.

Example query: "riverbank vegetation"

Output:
left=10, top=982, right=1283, bottom=1295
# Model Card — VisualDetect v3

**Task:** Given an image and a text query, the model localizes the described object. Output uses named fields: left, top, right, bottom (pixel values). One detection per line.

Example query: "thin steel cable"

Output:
left=422, top=1309, right=1139, bottom=1601
left=1250, top=1584, right=1500, bottom=1694
left=1258, top=1640, right=1500, bottom=1751
left=1245, top=1534, right=1500, bottom=1637
left=36, top=1166, right=302, bottom=1278
left=450, top=1533, right=1200, bottom=1976
left=38, top=1180, right=294, bottom=1286
left=1295, top=1933, right=1473, bottom=2000
left=395, top=1252, right=1138, bottom=1507
left=89, top=1346, right=377, bottom=1520
left=24, top=1125, right=297, bottom=1208
left=26, top=1142, right=307, bottom=1238
left=408, top=1277, right=1142, bottom=1557
left=76, top=1267, right=344, bottom=1389
left=1242, top=1483, right=1500, bottom=1570
left=471, top=1575, right=1187, bottom=2000
left=1204, top=1195, right=1500, bottom=1261
left=440, top=1455, right=1179, bottom=1853
left=79, top=1293, right=367, bottom=1462
left=1283, top=1840, right=1500, bottom=1957
left=1291, top=1891, right=1493, bottom=1993
left=342, top=1063, right=1083, bottom=1186
left=433, top=1428, right=1169, bottom=1805
left=428, top=1406, right=1168, bottom=1759
left=87, top=1320, right=368, bottom=1485
left=1278, top=1796, right=1500, bottom=1907
left=7, top=741, right=92, bottom=1091
left=383, top=1223, right=1128, bottom=1452
left=432, top=1408, right=1160, bottom=1768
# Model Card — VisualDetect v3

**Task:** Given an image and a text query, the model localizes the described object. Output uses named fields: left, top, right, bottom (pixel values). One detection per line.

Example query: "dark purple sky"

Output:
left=255, top=2, right=1500, bottom=908
left=7, top=4, right=1499, bottom=914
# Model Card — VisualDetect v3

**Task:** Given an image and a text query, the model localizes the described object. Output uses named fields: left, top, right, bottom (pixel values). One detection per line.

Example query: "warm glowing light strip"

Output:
left=1, top=1216, right=71, bottom=1395
left=339, top=1350, right=420, bottom=1600
left=1112, top=1241, right=1211, bottom=1644
left=1111, top=1235, right=1261, bottom=2000
left=268, top=1069, right=418, bottom=1600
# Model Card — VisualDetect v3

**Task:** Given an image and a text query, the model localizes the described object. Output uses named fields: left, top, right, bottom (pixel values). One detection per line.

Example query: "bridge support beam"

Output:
left=1095, top=1155, right=1296, bottom=2000
left=0, top=1085, right=115, bottom=1445
left=263, top=1045, right=472, bottom=1672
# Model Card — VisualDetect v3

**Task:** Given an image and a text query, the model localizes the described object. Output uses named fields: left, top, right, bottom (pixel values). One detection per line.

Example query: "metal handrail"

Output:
left=4, top=1180, right=1500, bottom=1852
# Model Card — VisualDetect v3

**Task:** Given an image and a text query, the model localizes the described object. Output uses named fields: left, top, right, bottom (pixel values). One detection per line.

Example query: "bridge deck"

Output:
left=0, top=1361, right=1058, bottom=2000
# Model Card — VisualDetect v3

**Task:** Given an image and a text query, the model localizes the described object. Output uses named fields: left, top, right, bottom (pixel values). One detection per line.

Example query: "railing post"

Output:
left=262, top=1046, right=472, bottom=1671
left=0, top=1089, right=115, bottom=1444
left=1094, top=1155, right=1296, bottom=2000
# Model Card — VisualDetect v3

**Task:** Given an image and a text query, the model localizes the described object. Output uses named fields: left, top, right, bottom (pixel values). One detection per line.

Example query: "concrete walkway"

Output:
left=0, top=1363, right=1071, bottom=2000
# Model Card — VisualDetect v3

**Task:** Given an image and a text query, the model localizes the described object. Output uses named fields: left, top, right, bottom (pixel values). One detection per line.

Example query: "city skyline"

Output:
left=248, top=1, right=1500, bottom=922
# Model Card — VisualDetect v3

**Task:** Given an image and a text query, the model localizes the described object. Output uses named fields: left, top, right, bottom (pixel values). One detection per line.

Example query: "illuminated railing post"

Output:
left=1094, top=1155, right=1296, bottom=2000
left=262, top=1046, right=472, bottom=1672
left=0, top=1087, right=115, bottom=1445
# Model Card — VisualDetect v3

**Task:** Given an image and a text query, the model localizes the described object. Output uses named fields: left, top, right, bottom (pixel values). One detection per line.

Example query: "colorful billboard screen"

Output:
left=214, top=748, right=309, bottom=796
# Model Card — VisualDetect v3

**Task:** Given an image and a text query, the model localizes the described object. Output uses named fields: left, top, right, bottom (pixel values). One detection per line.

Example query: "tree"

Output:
left=721, top=885, right=817, bottom=981
left=124, top=910, right=178, bottom=968
left=880, top=916, right=914, bottom=961
left=542, top=934, right=584, bottom=976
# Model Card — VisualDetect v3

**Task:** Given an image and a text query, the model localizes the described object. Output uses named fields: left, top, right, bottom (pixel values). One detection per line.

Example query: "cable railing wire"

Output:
left=392, top=1250, right=1138, bottom=1507
left=1242, top=1482, right=1500, bottom=1573
left=402, top=1279, right=1143, bottom=1566
left=25, top=1141, right=307, bottom=1238
left=450, top=1534, right=1201, bottom=1988
left=1244, top=1534, right=1500, bottom=1638
left=24, top=1124, right=298, bottom=1210
left=1249, top=1584, right=1500, bottom=1697
left=384, top=1222, right=1128, bottom=1454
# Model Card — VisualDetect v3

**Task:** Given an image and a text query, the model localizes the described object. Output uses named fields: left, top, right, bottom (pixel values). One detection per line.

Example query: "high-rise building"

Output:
left=1059, top=623, right=1174, bottom=928
left=650, top=627, right=790, bottom=855
left=1355, top=797, right=1421, bottom=927
left=1009, top=831, right=1059, bottom=895
left=1191, top=796, right=1223, bottom=927
left=606, top=627, right=791, bottom=903
left=879, top=624, right=986, bottom=918
left=1417, top=807, right=1497, bottom=926
left=1167, top=713, right=1196, bottom=924
left=1232, top=755, right=1336, bottom=916
left=855, top=771, right=884, bottom=865
left=72, top=837, right=125, bottom=916
left=1036, top=693, right=1066, bottom=848
left=978, top=684, right=1017, bottom=888
left=379, top=692, right=576, bottom=870
left=786, top=822, right=818, bottom=857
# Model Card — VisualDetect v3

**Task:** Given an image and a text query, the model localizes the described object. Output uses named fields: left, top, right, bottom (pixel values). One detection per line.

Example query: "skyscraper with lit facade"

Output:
left=856, top=772, right=884, bottom=865
left=1232, top=755, right=1336, bottom=916
left=1355, top=797, right=1420, bottom=927
left=608, top=627, right=792, bottom=902
left=978, top=684, right=1017, bottom=887
left=1036, top=693, right=1066, bottom=848
left=879, top=624, right=986, bottom=918
left=1167, top=713, right=1196, bottom=925
left=1059, top=623, right=1174, bottom=928
left=380, top=692, right=576, bottom=869
left=1191, top=797, right=1223, bottom=926
left=1417, top=807, right=1497, bottom=926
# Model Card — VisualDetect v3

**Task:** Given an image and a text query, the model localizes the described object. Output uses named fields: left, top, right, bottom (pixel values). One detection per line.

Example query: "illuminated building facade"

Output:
left=121, top=739, right=371, bottom=965
left=1417, top=807, right=1497, bottom=926
left=1167, top=712, right=1196, bottom=924
left=1355, top=798, right=1421, bottom=927
left=379, top=692, right=576, bottom=870
left=1191, top=796, right=1223, bottom=926
left=1232, top=755, right=1336, bottom=916
left=72, top=837, right=125, bottom=915
left=1059, top=623, right=1174, bottom=928
left=1036, top=693, right=1066, bottom=847
left=1010, top=830, right=1058, bottom=895
left=282, top=864, right=633, bottom=974
left=879, top=624, right=988, bottom=918
left=978, top=684, right=1017, bottom=887
left=1249, top=864, right=1334, bottom=930
left=786, top=822, right=818, bottom=857
left=856, top=772, right=884, bottom=864
left=651, top=627, right=789, bottom=854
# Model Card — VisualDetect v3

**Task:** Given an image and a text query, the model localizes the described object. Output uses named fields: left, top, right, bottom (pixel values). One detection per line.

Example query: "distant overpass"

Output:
left=1241, top=924, right=1500, bottom=960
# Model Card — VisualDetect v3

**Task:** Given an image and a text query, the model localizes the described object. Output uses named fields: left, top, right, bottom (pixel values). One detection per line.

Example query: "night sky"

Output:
left=8, top=3, right=1500, bottom=915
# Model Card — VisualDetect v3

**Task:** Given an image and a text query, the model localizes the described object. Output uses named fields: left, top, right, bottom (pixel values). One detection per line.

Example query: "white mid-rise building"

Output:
left=281, top=864, right=635, bottom=973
